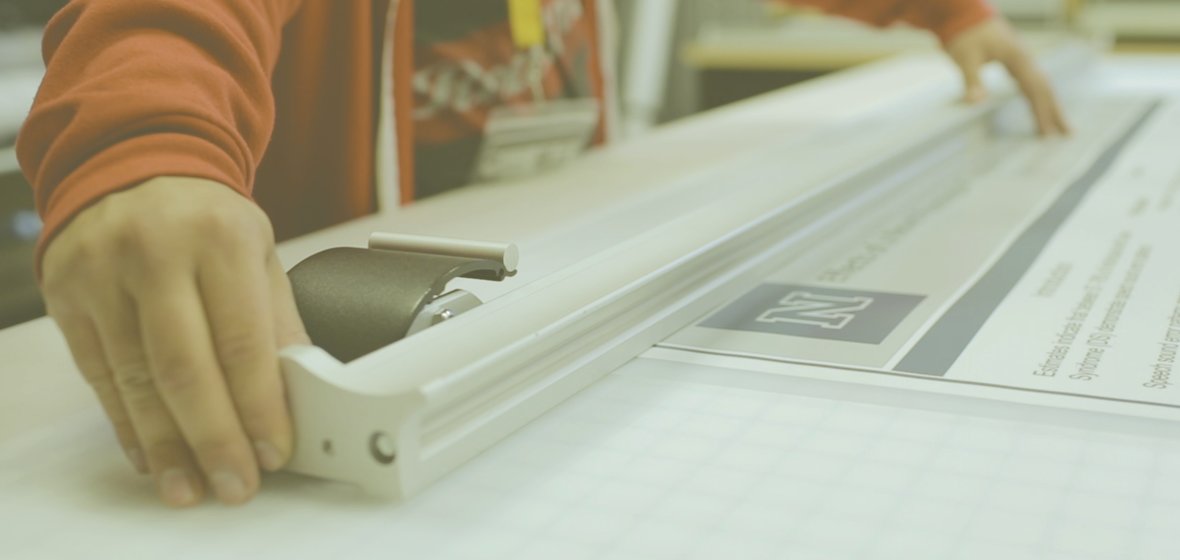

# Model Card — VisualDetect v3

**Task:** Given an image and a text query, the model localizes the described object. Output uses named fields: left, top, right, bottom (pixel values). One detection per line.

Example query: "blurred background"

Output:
left=0, top=0, right=1177, bottom=329
left=0, top=0, right=63, bottom=330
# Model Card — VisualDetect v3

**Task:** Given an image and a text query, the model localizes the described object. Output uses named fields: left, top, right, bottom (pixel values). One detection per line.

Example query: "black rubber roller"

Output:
left=287, top=247, right=508, bottom=362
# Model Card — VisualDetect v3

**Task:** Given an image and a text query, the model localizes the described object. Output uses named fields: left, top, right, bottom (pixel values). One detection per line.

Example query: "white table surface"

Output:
left=3, top=51, right=1180, bottom=560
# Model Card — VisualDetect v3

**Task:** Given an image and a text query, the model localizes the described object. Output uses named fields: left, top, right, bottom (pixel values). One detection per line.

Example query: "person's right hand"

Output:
left=41, top=176, right=309, bottom=507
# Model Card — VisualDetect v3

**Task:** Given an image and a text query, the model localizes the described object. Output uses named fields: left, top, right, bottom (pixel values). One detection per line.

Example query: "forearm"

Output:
left=780, top=0, right=995, bottom=43
left=17, top=0, right=302, bottom=269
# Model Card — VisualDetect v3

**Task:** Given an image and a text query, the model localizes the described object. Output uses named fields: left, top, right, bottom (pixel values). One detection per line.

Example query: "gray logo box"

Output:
left=701, top=284, right=925, bottom=345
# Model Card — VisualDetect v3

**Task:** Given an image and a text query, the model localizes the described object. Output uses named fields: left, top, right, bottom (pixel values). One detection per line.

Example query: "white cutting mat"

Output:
left=4, top=355, right=1180, bottom=560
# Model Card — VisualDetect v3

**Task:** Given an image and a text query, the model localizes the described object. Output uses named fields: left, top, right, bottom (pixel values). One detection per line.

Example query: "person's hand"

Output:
left=41, top=177, right=309, bottom=507
left=945, top=17, right=1070, bottom=136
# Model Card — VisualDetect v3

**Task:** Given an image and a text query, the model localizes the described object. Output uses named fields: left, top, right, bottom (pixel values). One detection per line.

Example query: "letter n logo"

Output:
left=756, top=291, right=874, bottom=330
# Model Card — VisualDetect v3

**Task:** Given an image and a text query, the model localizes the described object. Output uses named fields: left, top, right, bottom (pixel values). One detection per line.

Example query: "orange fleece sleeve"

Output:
left=16, top=0, right=304, bottom=271
left=783, top=0, right=996, bottom=44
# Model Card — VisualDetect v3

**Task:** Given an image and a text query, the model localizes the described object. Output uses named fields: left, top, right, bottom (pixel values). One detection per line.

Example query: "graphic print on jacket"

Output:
left=409, top=0, right=606, bottom=198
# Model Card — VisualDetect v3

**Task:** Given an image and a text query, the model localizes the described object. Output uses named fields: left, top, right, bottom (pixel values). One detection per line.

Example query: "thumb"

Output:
left=268, top=254, right=312, bottom=349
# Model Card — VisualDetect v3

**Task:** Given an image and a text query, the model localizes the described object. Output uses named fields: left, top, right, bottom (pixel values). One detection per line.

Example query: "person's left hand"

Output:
left=945, top=17, right=1070, bottom=136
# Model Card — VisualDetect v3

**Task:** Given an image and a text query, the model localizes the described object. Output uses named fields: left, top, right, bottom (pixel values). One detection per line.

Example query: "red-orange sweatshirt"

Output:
left=17, top=0, right=993, bottom=270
